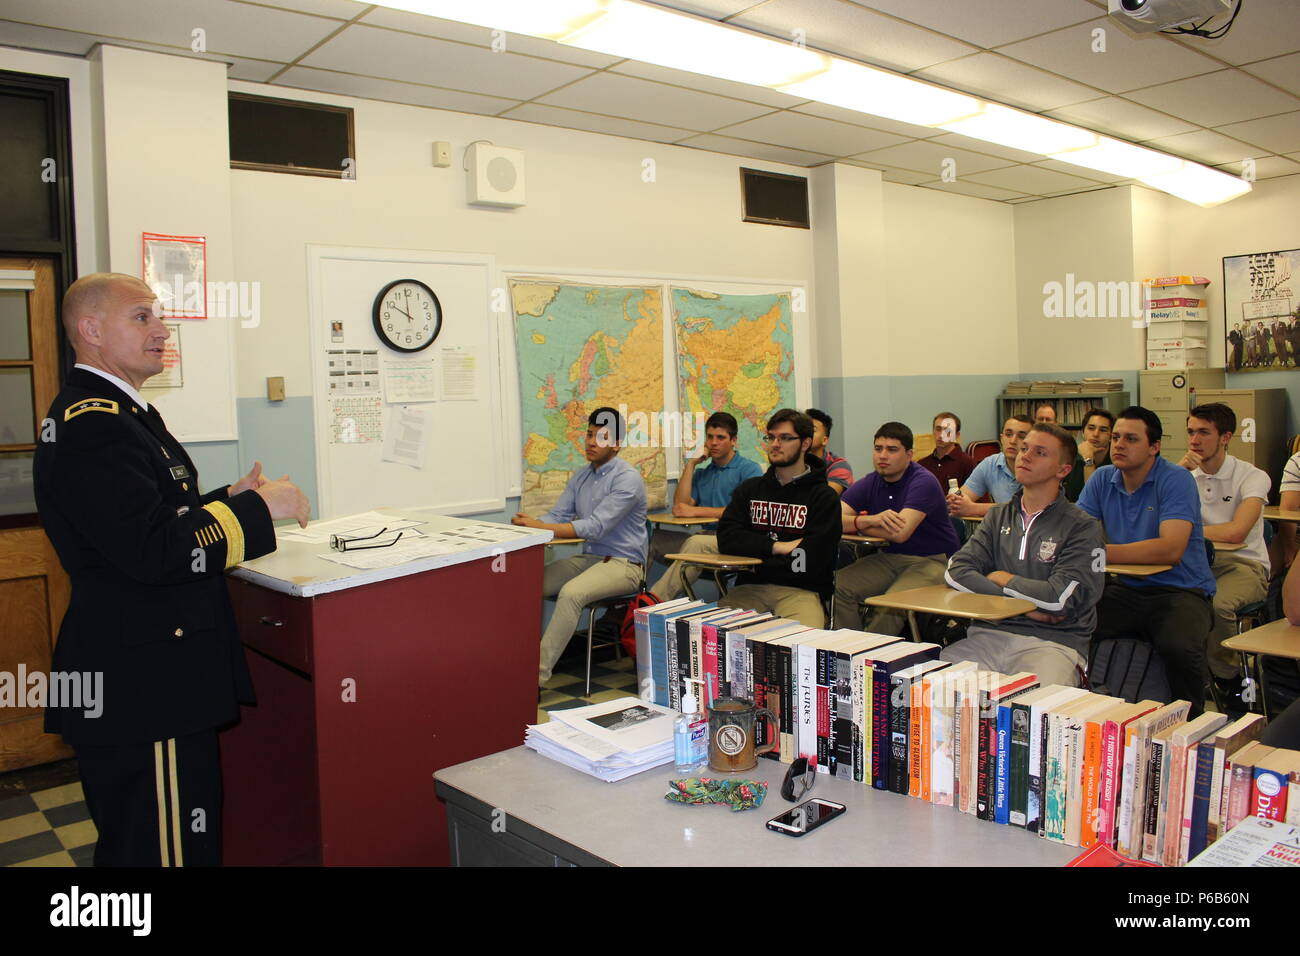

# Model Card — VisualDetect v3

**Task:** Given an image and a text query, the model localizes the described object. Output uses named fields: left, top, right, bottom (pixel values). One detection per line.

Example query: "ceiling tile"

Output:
left=918, top=178, right=1030, bottom=201
left=301, top=24, right=594, bottom=100
left=538, top=72, right=773, bottom=131
left=1213, top=111, right=1300, bottom=154
left=714, top=111, right=909, bottom=156
left=1031, top=158, right=1128, bottom=183
left=851, top=139, right=1015, bottom=176
left=1167, top=0, right=1300, bottom=66
left=1006, top=196, right=1040, bottom=203
left=790, top=102, right=942, bottom=139
left=1124, top=69, right=1300, bottom=128
left=653, top=0, right=765, bottom=15
left=355, top=8, right=621, bottom=67
left=609, top=60, right=807, bottom=108
left=0, top=0, right=341, bottom=63
left=848, top=0, right=1101, bottom=49
left=1046, top=96, right=1197, bottom=139
left=675, top=134, right=833, bottom=167
left=730, top=0, right=980, bottom=73
left=240, top=0, right=366, bottom=18
left=1215, top=155, right=1300, bottom=179
left=272, top=65, right=518, bottom=114
left=1144, top=128, right=1268, bottom=165
left=965, top=163, right=1104, bottom=194
left=996, top=17, right=1221, bottom=94
left=926, top=131, right=1047, bottom=164
left=915, top=52, right=1103, bottom=112
left=875, top=165, right=938, bottom=185
left=1040, top=184, right=1115, bottom=198
left=1242, top=53, right=1300, bottom=98
left=0, top=20, right=98, bottom=55
left=501, top=103, right=698, bottom=144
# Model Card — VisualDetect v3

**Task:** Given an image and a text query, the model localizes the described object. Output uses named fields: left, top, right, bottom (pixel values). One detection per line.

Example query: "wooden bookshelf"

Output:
left=996, top=391, right=1130, bottom=430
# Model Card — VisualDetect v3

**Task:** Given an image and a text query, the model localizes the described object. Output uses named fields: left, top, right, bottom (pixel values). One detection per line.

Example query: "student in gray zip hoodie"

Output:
left=941, top=423, right=1105, bottom=687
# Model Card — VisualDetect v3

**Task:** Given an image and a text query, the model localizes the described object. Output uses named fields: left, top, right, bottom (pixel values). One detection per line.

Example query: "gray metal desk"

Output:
left=434, top=747, right=1079, bottom=867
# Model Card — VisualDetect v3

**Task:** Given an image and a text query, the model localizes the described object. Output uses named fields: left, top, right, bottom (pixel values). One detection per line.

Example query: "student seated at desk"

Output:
left=512, top=406, right=647, bottom=686
left=942, top=424, right=1104, bottom=687
left=833, top=422, right=960, bottom=634
left=1273, top=445, right=1300, bottom=568
left=947, top=414, right=1031, bottom=519
left=713, top=408, right=842, bottom=627
left=1033, top=403, right=1087, bottom=501
left=806, top=407, right=853, bottom=495
left=1076, top=405, right=1215, bottom=716
left=917, top=410, right=975, bottom=491
left=1077, top=407, right=1114, bottom=484
left=648, top=411, right=762, bottom=600
left=1178, top=402, right=1271, bottom=713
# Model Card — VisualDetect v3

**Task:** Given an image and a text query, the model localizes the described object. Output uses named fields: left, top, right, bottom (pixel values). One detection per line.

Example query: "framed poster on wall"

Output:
left=1223, top=248, right=1299, bottom=373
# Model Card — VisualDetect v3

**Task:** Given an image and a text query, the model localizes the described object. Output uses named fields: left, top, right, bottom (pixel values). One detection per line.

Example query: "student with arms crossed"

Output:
left=948, top=414, right=1032, bottom=519
left=917, top=410, right=975, bottom=491
left=648, top=411, right=762, bottom=600
left=805, top=407, right=853, bottom=495
left=1077, top=407, right=1113, bottom=484
left=715, top=409, right=842, bottom=627
left=513, top=407, right=647, bottom=686
left=942, top=424, right=1104, bottom=686
left=1178, top=402, right=1271, bottom=712
left=1076, top=406, right=1215, bottom=715
left=833, top=422, right=960, bottom=634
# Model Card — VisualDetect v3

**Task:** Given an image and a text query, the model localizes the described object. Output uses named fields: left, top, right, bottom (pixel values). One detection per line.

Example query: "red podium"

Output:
left=219, top=515, right=547, bottom=866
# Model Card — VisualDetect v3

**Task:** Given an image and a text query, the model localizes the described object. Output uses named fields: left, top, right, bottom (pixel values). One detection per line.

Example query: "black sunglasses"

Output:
left=781, top=756, right=816, bottom=802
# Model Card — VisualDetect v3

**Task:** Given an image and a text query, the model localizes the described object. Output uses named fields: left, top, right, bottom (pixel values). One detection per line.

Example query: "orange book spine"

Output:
left=908, top=679, right=923, bottom=798
left=1081, top=719, right=1105, bottom=848
left=921, top=677, right=934, bottom=802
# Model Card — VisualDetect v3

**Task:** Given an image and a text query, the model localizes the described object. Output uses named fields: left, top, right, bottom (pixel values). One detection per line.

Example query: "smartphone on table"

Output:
left=765, top=798, right=846, bottom=836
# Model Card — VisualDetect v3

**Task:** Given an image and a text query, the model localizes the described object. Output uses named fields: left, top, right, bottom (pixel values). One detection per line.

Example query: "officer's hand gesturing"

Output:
left=256, top=476, right=311, bottom=528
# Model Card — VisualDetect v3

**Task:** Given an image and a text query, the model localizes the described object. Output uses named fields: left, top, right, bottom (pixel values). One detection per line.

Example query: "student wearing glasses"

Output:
left=833, top=422, right=961, bottom=634
left=714, top=408, right=843, bottom=627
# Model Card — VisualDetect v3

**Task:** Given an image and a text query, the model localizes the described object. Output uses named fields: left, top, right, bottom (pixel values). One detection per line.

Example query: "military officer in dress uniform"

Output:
left=34, top=272, right=310, bottom=866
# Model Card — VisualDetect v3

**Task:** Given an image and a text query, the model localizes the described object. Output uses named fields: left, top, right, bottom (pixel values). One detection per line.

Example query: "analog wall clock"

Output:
left=372, top=279, right=442, bottom=352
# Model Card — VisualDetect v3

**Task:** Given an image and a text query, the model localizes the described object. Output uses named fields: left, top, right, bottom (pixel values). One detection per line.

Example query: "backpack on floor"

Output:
left=1088, top=637, right=1172, bottom=705
left=619, top=586, right=662, bottom=661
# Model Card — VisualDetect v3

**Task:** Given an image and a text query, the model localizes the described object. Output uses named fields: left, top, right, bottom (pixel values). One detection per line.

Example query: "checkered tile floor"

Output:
left=0, top=776, right=96, bottom=868
left=538, top=652, right=639, bottom=723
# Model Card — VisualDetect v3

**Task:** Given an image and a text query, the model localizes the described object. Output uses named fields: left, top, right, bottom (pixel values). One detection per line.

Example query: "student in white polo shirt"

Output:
left=1179, top=402, right=1271, bottom=713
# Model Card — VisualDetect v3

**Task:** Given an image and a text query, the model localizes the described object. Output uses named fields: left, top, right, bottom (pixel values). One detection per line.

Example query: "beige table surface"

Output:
left=1263, top=506, right=1300, bottom=523
left=1223, top=618, right=1300, bottom=660
left=647, top=512, right=711, bottom=526
left=1104, top=563, right=1173, bottom=576
left=663, top=552, right=761, bottom=567
left=864, top=584, right=1034, bottom=621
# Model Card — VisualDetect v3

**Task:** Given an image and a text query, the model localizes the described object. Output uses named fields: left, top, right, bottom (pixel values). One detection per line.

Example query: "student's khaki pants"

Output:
left=718, top=584, right=825, bottom=628
left=539, top=555, right=644, bottom=684
left=833, top=552, right=948, bottom=635
left=648, top=531, right=719, bottom=600
left=1208, top=553, right=1269, bottom=680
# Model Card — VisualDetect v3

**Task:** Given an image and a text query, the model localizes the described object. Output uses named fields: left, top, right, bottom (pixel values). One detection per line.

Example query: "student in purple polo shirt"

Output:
left=833, top=421, right=960, bottom=634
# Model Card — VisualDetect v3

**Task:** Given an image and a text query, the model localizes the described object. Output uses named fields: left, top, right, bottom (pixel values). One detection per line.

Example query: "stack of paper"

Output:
left=525, top=697, right=677, bottom=782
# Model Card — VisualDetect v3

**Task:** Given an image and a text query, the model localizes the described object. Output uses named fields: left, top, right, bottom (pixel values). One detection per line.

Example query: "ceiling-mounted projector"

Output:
left=1108, top=0, right=1232, bottom=32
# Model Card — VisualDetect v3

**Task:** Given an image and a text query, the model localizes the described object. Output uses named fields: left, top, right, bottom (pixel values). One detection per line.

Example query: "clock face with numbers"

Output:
left=372, top=279, right=442, bottom=353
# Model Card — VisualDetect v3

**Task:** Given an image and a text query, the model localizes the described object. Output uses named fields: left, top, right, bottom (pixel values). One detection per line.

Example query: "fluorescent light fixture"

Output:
left=1049, top=136, right=1183, bottom=179
left=373, top=0, right=609, bottom=39
left=778, top=59, right=980, bottom=127
left=938, top=104, right=1096, bottom=154
left=561, top=2, right=830, bottom=87
left=1139, top=162, right=1252, bottom=207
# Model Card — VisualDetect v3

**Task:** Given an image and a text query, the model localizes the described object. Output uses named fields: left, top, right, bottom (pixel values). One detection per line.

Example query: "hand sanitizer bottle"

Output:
left=947, top=478, right=959, bottom=496
left=674, top=680, right=707, bottom=774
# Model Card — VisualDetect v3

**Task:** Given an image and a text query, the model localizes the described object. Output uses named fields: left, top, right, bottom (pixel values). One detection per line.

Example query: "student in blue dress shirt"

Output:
left=513, top=407, right=647, bottom=686
left=948, top=414, right=1032, bottom=518
left=649, top=411, right=763, bottom=600
left=1076, top=405, right=1216, bottom=715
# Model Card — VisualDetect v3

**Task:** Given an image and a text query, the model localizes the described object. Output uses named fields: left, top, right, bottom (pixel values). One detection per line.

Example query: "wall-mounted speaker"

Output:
left=465, top=142, right=525, bottom=208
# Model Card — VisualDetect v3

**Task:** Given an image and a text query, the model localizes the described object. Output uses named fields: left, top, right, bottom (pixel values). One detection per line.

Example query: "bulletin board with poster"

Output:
left=1223, top=248, right=1300, bottom=373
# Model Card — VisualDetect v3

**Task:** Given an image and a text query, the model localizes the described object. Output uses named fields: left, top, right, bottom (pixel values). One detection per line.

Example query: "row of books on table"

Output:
left=633, top=598, right=1300, bottom=866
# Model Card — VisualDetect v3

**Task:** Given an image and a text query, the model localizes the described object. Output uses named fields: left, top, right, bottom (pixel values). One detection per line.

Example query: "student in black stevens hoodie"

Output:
left=715, top=408, right=843, bottom=627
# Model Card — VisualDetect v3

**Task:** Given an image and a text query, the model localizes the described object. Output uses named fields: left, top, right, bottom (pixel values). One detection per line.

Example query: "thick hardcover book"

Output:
left=1098, top=701, right=1159, bottom=849
left=1207, top=714, right=1265, bottom=845
left=868, top=643, right=940, bottom=790
left=1253, top=749, right=1300, bottom=822
left=1027, top=687, right=1088, bottom=834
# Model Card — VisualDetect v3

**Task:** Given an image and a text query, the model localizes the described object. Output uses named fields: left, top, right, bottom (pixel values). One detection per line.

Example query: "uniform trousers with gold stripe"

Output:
left=75, top=730, right=222, bottom=867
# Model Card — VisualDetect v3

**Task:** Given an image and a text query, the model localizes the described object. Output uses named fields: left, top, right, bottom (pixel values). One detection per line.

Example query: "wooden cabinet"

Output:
left=995, top=392, right=1130, bottom=430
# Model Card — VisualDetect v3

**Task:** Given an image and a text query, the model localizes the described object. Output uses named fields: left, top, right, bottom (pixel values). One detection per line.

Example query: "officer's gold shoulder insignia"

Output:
left=64, top=398, right=120, bottom=421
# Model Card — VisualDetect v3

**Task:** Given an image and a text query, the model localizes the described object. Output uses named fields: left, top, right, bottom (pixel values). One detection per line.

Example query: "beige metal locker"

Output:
left=1139, top=369, right=1226, bottom=462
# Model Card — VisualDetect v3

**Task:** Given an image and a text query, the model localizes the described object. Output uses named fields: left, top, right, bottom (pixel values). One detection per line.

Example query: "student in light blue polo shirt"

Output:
left=1077, top=405, right=1215, bottom=715
left=949, top=414, right=1032, bottom=518
left=649, top=411, right=763, bottom=599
